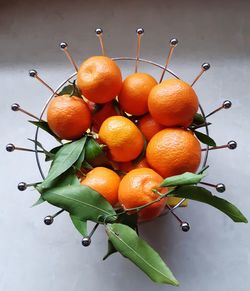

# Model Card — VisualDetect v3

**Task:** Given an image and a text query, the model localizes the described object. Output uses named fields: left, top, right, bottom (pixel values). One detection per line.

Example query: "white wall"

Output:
left=1, top=0, right=250, bottom=290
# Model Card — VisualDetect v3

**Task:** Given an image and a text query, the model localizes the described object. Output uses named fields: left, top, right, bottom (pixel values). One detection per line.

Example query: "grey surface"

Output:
left=1, top=0, right=250, bottom=290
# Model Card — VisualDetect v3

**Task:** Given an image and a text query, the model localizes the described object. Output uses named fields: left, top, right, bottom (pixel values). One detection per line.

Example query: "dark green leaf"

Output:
left=117, top=212, right=138, bottom=230
left=81, top=160, right=94, bottom=170
left=103, top=239, right=117, bottom=260
left=85, top=137, right=103, bottom=163
left=41, top=185, right=117, bottom=223
left=31, top=195, right=45, bottom=207
left=74, top=148, right=86, bottom=170
left=160, top=172, right=206, bottom=187
left=192, top=112, right=205, bottom=125
left=169, top=186, right=248, bottom=223
left=70, top=215, right=87, bottom=236
left=58, top=82, right=81, bottom=98
left=40, top=136, right=86, bottom=188
left=29, top=120, right=61, bottom=142
left=28, top=138, right=54, bottom=160
left=45, top=145, right=63, bottom=161
left=194, top=131, right=216, bottom=146
left=106, top=223, right=179, bottom=285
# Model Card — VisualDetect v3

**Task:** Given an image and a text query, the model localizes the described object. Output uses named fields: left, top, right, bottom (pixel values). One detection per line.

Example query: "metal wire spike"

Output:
left=206, top=100, right=232, bottom=118
left=216, top=183, right=226, bottom=193
left=181, top=222, right=190, bottom=232
left=202, top=140, right=237, bottom=151
left=44, top=216, right=54, bottom=225
left=159, top=37, right=178, bottom=83
left=200, top=181, right=226, bottom=193
left=82, top=236, right=91, bottom=247
left=29, top=69, right=57, bottom=95
left=11, top=103, right=41, bottom=120
left=165, top=203, right=190, bottom=232
left=5, top=143, right=43, bottom=153
left=17, top=182, right=27, bottom=191
left=43, top=209, right=64, bottom=225
left=135, top=27, right=144, bottom=73
left=191, top=62, right=210, bottom=86
left=95, top=28, right=105, bottom=56
left=6, top=143, right=15, bottom=152
left=59, top=41, right=78, bottom=72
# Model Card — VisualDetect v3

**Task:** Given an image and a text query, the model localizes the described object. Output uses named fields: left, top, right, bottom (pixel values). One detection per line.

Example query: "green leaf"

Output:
left=106, top=223, right=179, bottom=285
left=81, top=160, right=94, bottom=170
left=160, top=172, right=206, bottom=187
left=41, top=185, right=117, bottom=223
left=70, top=215, right=87, bottom=236
left=58, top=82, right=81, bottom=98
left=45, top=145, right=63, bottom=161
left=29, top=120, right=61, bottom=142
left=74, top=148, right=86, bottom=170
left=192, top=112, right=205, bottom=125
left=85, top=137, right=103, bottom=163
left=169, top=186, right=248, bottom=223
left=37, top=168, right=80, bottom=193
left=28, top=138, right=54, bottom=160
left=40, top=136, right=86, bottom=188
left=193, top=131, right=216, bottom=146
left=103, top=239, right=117, bottom=260
left=31, top=195, right=45, bottom=207
left=117, top=212, right=138, bottom=230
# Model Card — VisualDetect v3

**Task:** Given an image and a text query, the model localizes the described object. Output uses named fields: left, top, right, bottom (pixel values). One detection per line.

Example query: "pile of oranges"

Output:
left=47, top=55, right=201, bottom=221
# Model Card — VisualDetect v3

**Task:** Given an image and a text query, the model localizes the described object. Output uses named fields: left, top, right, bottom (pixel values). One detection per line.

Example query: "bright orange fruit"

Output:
left=99, top=116, right=144, bottom=162
left=146, top=128, right=201, bottom=178
left=148, top=79, right=199, bottom=127
left=80, top=167, right=120, bottom=206
left=137, top=114, right=165, bottom=141
left=77, top=56, right=122, bottom=104
left=118, top=72, right=157, bottom=115
left=47, top=95, right=91, bottom=140
left=118, top=168, right=167, bottom=221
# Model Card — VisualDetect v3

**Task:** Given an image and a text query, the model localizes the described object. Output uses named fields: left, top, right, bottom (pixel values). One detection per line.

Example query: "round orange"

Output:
left=118, top=168, right=167, bottom=221
left=118, top=72, right=157, bottom=115
left=99, top=116, right=144, bottom=162
left=80, top=167, right=120, bottom=206
left=118, top=158, right=150, bottom=173
left=77, top=56, right=122, bottom=104
left=90, top=101, right=119, bottom=132
left=148, top=79, right=199, bottom=127
left=47, top=95, right=91, bottom=140
left=146, top=128, right=201, bottom=178
left=137, top=114, right=165, bottom=141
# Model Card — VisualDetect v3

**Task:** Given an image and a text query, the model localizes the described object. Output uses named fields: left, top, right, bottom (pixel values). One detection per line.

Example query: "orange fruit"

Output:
left=47, top=95, right=91, bottom=140
left=89, top=101, right=119, bottom=132
left=137, top=114, right=165, bottom=141
left=77, top=56, right=122, bottom=104
left=80, top=167, right=120, bottom=206
left=99, top=116, right=144, bottom=162
left=146, top=128, right=201, bottom=178
left=148, top=79, right=199, bottom=127
left=118, top=168, right=167, bottom=221
left=118, top=73, right=157, bottom=115
left=118, top=158, right=150, bottom=173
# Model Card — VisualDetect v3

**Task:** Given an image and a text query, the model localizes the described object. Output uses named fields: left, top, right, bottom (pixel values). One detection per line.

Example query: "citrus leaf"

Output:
left=192, top=112, right=205, bottom=125
left=74, top=148, right=86, bottom=170
left=106, top=223, right=179, bottom=285
left=193, top=131, right=216, bottom=146
left=117, top=212, right=138, bottom=230
left=45, top=145, right=63, bottom=161
left=169, top=186, right=248, bottom=223
left=31, top=195, right=45, bottom=207
left=85, top=137, right=103, bottom=163
left=29, top=120, right=61, bottom=142
left=81, top=160, right=94, bottom=170
left=37, top=167, right=80, bottom=193
left=103, top=239, right=117, bottom=260
left=160, top=172, right=206, bottom=187
left=40, top=136, right=86, bottom=188
left=58, top=82, right=81, bottom=98
left=41, top=185, right=117, bottom=223
left=28, top=138, right=53, bottom=160
left=70, top=215, right=87, bottom=236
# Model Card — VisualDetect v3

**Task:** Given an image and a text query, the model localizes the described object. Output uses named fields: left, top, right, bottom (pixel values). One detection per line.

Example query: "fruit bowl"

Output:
left=6, top=28, right=247, bottom=286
